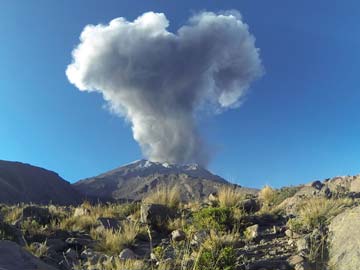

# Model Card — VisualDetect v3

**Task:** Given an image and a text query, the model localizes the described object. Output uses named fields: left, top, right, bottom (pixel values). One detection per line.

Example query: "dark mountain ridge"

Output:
left=0, top=160, right=81, bottom=205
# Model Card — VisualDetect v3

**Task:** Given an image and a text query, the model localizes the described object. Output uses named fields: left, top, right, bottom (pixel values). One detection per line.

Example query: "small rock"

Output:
left=171, top=230, right=186, bottom=242
left=288, top=255, right=305, bottom=266
left=119, top=248, right=137, bottom=260
left=245, top=224, right=259, bottom=240
left=296, top=238, right=309, bottom=252
left=208, top=193, right=219, bottom=206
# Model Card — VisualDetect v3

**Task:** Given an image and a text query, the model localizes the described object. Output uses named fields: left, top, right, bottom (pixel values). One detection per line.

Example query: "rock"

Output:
left=0, top=240, right=58, bottom=270
left=208, top=192, right=219, bottom=206
left=0, top=220, right=26, bottom=246
left=238, top=198, right=260, bottom=213
left=328, top=205, right=360, bottom=270
left=97, top=217, right=121, bottom=231
left=65, top=237, right=94, bottom=249
left=74, top=207, right=90, bottom=217
left=311, top=181, right=323, bottom=190
left=296, top=237, right=308, bottom=252
left=288, top=255, right=305, bottom=266
left=171, top=229, right=186, bottom=242
left=22, top=206, right=51, bottom=225
left=245, top=224, right=259, bottom=240
left=140, top=204, right=177, bottom=227
left=81, top=248, right=106, bottom=264
left=119, top=248, right=137, bottom=260
left=47, top=238, right=67, bottom=252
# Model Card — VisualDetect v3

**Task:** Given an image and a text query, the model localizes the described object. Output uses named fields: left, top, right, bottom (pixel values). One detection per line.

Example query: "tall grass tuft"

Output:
left=143, top=184, right=180, bottom=208
left=91, top=221, right=140, bottom=254
left=218, top=186, right=245, bottom=208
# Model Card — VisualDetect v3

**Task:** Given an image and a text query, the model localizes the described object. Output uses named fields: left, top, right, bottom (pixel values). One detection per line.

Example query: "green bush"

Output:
left=193, top=207, right=233, bottom=231
left=195, top=246, right=236, bottom=270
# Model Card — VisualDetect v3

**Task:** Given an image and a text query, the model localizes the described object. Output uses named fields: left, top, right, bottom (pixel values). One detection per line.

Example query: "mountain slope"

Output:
left=73, top=159, right=257, bottom=201
left=0, top=160, right=81, bottom=205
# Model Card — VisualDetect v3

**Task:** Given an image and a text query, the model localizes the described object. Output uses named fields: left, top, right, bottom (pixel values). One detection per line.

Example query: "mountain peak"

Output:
left=127, top=159, right=202, bottom=171
left=73, top=159, right=250, bottom=201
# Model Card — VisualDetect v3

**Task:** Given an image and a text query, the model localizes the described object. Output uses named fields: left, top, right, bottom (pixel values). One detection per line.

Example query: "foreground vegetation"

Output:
left=0, top=184, right=357, bottom=270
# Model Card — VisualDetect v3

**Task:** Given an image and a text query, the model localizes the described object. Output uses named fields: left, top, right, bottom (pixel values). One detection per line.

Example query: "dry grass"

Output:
left=3, top=206, right=23, bottom=223
left=59, top=215, right=98, bottom=232
left=259, top=185, right=276, bottom=205
left=143, top=185, right=180, bottom=208
left=91, top=221, right=140, bottom=254
left=297, top=197, right=353, bottom=230
left=25, top=240, right=48, bottom=257
left=74, top=257, right=147, bottom=270
left=218, top=186, right=245, bottom=208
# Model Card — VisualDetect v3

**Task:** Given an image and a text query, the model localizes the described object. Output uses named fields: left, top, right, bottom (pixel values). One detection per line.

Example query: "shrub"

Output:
left=193, top=207, right=233, bottom=232
left=259, top=185, right=276, bottom=207
left=218, top=186, right=245, bottom=208
left=288, top=197, right=353, bottom=231
left=194, top=232, right=237, bottom=270
left=143, top=185, right=181, bottom=209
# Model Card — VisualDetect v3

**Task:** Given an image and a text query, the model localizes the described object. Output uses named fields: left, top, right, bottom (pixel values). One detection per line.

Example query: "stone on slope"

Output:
left=328, top=205, right=360, bottom=270
left=22, top=206, right=51, bottom=225
left=0, top=240, right=58, bottom=270
left=140, top=204, right=177, bottom=227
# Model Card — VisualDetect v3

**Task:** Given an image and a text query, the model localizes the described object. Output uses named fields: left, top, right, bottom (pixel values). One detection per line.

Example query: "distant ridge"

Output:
left=0, top=160, right=81, bottom=205
left=73, top=159, right=257, bottom=201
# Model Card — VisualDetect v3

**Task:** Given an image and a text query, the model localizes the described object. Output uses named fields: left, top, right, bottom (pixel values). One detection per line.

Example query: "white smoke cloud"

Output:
left=66, top=11, right=263, bottom=165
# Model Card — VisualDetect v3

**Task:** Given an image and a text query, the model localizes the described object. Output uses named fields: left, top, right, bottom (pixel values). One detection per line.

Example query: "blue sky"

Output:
left=1, top=1, right=359, bottom=188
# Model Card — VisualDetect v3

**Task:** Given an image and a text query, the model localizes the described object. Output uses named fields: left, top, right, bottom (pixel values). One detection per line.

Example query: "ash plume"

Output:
left=66, top=11, right=263, bottom=165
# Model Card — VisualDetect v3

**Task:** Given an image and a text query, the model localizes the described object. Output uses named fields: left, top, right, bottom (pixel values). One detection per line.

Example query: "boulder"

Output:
left=140, top=204, right=177, bottom=227
left=119, top=248, right=137, bottom=260
left=22, top=206, right=51, bottom=225
left=0, top=240, right=57, bottom=270
left=328, top=205, right=360, bottom=269
left=310, top=181, right=323, bottom=190
left=238, top=198, right=260, bottom=213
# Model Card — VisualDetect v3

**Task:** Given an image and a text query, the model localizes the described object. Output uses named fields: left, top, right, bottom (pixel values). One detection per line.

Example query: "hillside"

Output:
left=0, top=160, right=81, bottom=205
left=73, top=159, right=257, bottom=201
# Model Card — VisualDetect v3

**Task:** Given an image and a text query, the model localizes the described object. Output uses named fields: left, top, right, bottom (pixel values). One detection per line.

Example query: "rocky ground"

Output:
left=1, top=176, right=360, bottom=270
